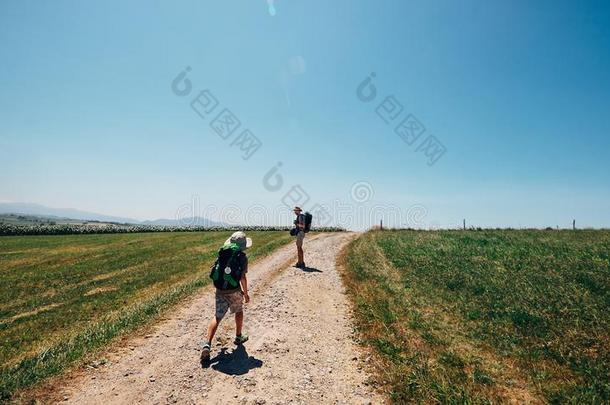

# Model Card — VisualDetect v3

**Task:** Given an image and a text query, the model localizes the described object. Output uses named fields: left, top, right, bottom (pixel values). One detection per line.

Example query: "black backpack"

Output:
left=209, top=243, right=246, bottom=290
left=303, top=212, right=313, bottom=233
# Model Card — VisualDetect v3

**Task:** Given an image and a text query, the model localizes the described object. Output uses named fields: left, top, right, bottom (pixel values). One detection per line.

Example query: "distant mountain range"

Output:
left=0, top=202, right=227, bottom=227
left=139, top=218, right=227, bottom=227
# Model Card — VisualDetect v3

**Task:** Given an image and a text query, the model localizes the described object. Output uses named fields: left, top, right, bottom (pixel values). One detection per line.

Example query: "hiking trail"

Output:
left=35, top=232, right=383, bottom=404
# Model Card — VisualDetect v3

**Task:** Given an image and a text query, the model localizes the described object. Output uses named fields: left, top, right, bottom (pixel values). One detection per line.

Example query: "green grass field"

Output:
left=343, top=230, right=610, bottom=404
left=0, top=231, right=292, bottom=400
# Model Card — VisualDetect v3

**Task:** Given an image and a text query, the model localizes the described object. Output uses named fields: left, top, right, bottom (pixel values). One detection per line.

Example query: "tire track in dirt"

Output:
left=36, top=232, right=383, bottom=404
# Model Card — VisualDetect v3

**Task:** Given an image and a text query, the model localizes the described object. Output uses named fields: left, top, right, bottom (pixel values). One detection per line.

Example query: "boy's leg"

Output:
left=202, top=293, right=229, bottom=362
left=235, top=311, right=243, bottom=336
left=201, top=316, right=221, bottom=363
left=234, top=311, right=249, bottom=344
left=206, top=316, right=221, bottom=343
left=229, top=291, right=249, bottom=344
left=208, top=292, right=230, bottom=343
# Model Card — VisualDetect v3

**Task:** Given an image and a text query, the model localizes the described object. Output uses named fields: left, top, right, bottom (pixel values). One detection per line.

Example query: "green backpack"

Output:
left=209, top=243, right=245, bottom=290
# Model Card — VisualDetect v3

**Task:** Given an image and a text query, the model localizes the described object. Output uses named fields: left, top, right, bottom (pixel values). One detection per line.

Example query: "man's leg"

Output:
left=296, top=232, right=305, bottom=265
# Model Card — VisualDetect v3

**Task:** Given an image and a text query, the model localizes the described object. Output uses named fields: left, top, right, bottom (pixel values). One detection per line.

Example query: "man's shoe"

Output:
left=297, top=262, right=305, bottom=269
left=234, top=332, right=249, bottom=345
left=200, top=342, right=211, bottom=362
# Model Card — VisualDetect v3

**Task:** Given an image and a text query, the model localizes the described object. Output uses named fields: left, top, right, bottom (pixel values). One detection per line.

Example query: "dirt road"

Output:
left=44, top=232, right=383, bottom=404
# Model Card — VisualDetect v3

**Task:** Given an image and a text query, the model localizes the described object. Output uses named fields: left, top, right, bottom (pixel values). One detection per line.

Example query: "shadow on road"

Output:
left=201, top=345, right=263, bottom=375
left=301, top=266, right=322, bottom=273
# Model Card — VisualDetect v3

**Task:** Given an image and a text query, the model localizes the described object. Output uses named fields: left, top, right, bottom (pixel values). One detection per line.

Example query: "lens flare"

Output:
left=267, top=0, right=276, bottom=16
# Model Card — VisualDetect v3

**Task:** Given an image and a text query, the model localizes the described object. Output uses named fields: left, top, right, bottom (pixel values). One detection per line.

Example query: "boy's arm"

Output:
left=240, top=274, right=249, bottom=303
left=240, top=255, right=249, bottom=303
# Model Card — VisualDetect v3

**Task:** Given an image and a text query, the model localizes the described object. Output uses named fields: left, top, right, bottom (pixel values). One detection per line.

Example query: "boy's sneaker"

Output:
left=200, top=342, right=211, bottom=362
left=234, top=332, right=249, bottom=345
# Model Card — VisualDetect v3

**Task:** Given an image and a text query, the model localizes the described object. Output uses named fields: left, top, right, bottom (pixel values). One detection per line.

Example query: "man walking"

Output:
left=293, top=206, right=306, bottom=268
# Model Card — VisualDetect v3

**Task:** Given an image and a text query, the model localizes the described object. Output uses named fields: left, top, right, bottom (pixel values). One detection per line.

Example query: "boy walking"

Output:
left=201, top=231, right=251, bottom=363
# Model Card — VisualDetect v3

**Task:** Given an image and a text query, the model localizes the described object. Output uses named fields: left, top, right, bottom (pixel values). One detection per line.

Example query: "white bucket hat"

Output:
left=224, top=231, right=252, bottom=251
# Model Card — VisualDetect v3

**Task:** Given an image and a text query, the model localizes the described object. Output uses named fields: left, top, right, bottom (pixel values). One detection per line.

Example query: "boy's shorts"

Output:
left=296, top=230, right=305, bottom=248
left=215, top=289, right=244, bottom=319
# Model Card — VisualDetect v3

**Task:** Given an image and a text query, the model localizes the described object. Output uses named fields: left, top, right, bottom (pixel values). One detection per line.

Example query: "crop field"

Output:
left=0, top=231, right=293, bottom=399
left=343, top=230, right=610, bottom=404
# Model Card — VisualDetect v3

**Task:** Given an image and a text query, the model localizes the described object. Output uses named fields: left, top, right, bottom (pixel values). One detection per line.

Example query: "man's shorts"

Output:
left=295, top=230, right=305, bottom=248
left=215, top=289, right=244, bottom=319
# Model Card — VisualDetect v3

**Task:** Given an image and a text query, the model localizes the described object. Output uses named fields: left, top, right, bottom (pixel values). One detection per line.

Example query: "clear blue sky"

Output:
left=1, top=0, right=609, bottom=229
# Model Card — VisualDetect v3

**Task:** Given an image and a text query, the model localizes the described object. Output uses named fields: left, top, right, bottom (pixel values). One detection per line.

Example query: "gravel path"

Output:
left=43, top=232, right=383, bottom=404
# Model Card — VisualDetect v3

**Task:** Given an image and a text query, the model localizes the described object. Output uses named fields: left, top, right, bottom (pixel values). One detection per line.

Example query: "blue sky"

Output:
left=1, top=0, right=609, bottom=229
